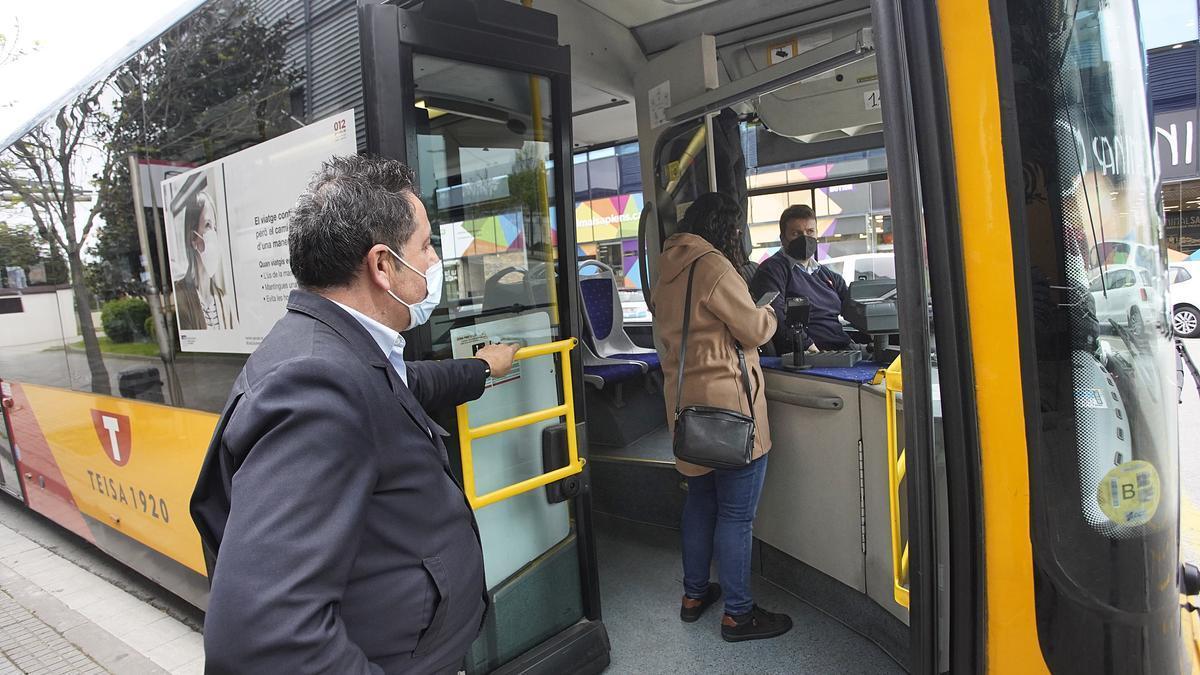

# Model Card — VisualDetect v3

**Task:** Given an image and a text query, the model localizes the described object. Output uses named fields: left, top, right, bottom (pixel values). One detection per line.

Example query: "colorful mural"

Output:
left=440, top=210, right=563, bottom=260
left=575, top=193, right=644, bottom=244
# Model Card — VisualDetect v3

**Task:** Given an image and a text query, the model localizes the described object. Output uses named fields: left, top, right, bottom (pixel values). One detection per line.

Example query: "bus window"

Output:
left=1003, top=0, right=1180, bottom=671
left=863, top=255, right=896, bottom=280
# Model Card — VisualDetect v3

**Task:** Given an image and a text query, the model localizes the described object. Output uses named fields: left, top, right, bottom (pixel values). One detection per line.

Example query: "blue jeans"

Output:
left=681, top=454, right=769, bottom=616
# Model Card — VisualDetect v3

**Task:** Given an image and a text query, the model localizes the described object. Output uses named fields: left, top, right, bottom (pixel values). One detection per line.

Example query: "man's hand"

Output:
left=806, top=343, right=820, bottom=354
left=475, top=343, right=521, bottom=378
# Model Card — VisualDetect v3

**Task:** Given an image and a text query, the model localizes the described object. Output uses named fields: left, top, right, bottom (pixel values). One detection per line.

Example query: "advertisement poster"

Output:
left=160, top=110, right=357, bottom=353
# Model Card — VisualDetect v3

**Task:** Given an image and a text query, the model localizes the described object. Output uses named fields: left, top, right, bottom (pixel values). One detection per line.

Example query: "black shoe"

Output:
left=680, top=583, right=722, bottom=623
left=720, top=605, right=793, bottom=642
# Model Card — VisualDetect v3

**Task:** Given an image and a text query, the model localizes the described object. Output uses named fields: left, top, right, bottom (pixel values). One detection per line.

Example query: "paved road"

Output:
left=0, top=497, right=203, bottom=634
left=0, top=497, right=205, bottom=673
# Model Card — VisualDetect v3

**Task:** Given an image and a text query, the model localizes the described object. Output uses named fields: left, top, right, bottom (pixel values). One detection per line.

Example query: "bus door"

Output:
left=0, top=380, right=27, bottom=501
left=359, top=2, right=607, bottom=673
left=630, top=11, right=950, bottom=674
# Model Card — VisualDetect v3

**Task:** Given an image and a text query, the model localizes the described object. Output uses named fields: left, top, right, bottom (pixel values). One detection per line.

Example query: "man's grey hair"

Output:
left=289, top=155, right=419, bottom=289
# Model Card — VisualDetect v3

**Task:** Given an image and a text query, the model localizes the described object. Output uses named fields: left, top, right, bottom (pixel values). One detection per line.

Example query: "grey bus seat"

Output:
left=581, top=340, right=666, bottom=447
left=581, top=340, right=647, bottom=389
left=577, top=260, right=660, bottom=372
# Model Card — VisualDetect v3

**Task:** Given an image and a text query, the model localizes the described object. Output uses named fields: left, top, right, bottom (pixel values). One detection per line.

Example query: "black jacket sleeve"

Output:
left=406, top=358, right=489, bottom=411
left=202, top=358, right=383, bottom=675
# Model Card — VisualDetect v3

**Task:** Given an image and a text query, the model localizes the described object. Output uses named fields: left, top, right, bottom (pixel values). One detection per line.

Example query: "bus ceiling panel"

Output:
left=665, top=29, right=875, bottom=126
left=532, top=0, right=648, bottom=105
left=574, top=0, right=725, bottom=30
left=631, top=0, right=870, bottom=57
left=572, top=103, right=636, bottom=149
left=718, top=15, right=883, bottom=143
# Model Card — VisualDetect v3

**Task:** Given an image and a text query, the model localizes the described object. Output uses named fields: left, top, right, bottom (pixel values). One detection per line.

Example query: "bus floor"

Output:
left=595, top=513, right=904, bottom=674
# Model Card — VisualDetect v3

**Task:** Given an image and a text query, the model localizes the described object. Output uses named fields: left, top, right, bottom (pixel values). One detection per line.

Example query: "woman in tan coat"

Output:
left=651, top=193, right=792, bottom=642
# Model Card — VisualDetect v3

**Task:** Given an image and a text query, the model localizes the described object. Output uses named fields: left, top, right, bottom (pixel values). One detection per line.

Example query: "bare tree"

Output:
left=0, top=19, right=41, bottom=108
left=0, top=82, right=114, bottom=394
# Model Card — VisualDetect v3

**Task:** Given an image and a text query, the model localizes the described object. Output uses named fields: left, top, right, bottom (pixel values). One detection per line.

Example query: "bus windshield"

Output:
left=1003, top=0, right=1180, bottom=671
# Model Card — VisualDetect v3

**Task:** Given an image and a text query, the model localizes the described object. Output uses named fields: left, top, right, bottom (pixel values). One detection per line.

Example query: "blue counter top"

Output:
left=761, top=357, right=885, bottom=384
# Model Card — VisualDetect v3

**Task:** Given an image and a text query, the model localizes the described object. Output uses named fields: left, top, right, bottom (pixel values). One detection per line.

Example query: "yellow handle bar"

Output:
left=884, top=356, right=911, bottom=608
left=456, top=338, right=585, bottom=510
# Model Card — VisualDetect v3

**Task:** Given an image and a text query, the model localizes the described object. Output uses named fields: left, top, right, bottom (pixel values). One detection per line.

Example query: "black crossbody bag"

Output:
left=672, top=259, right=756, bottom=470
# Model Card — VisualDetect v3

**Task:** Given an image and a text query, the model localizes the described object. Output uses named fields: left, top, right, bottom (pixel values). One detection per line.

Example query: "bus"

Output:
left=0, top=0, right=1190, bottom=672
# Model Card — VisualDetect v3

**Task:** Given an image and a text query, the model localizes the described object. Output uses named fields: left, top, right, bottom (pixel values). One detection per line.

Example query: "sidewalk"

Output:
left=0, top=522, right=203, bottom=674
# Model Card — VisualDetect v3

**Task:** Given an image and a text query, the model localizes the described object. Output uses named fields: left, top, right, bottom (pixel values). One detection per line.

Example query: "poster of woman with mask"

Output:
left=163, top=169, right=239, bottom=333
left=157, top=110, right=357, bottom=353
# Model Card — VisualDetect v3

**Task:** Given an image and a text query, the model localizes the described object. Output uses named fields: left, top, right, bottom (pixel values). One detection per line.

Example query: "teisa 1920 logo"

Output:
left=90, top=410, right=132, bottom=467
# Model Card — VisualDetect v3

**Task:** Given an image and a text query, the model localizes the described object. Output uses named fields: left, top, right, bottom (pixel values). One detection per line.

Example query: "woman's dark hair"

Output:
left=181, top=179, right=208, bottom=283
left=679, top=192, right=746, bottom=268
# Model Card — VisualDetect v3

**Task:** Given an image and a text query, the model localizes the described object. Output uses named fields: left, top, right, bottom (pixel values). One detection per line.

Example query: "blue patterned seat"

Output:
left=581, top=340, right=646, bottom=389
left=578, top=261, right=660, bottom=373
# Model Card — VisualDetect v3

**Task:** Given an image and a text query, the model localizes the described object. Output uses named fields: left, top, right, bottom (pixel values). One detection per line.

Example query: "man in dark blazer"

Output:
left=190, top=155, right=518, bottom=674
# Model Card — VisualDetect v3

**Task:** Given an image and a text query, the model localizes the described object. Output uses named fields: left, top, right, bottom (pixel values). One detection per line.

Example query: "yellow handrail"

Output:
left=884, top=356, right=911, bottom=608
left=456, top=338, right=585, bottom=510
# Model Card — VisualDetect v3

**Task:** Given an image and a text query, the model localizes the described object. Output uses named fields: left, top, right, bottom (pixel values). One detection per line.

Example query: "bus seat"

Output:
left=581, top=340, right=646, bottom=389
left=581, top=340, right=666, bottom=447
left=582, top=361, right=645, bottom=390
left=577, top=260, right=660, bottom=371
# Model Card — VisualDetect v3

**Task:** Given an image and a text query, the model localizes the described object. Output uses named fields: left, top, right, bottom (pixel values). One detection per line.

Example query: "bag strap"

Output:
left=674, top=261, right=699, bottom=416
left=674, top=256, right=757, bottom=423
left=737, top=344, right=755, bottom=424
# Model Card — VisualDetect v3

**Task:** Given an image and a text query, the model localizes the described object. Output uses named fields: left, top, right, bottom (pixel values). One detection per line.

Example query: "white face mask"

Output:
left=386, top=247, right=443, bottom=330
left=199, top=229, right=223, bottom=284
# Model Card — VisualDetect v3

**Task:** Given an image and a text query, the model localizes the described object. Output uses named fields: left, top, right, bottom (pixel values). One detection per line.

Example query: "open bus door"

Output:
left=0, top=379, right=26, bottom=501
left=358, top=2, right=608, bottom=673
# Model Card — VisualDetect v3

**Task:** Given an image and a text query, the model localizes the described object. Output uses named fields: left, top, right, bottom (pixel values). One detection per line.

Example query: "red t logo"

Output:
left=90, top=410, right=132, bottom=466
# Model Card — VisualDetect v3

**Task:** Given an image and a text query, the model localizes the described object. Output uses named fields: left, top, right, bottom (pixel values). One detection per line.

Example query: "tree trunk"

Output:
left=67, top=249, right=111, bottom=395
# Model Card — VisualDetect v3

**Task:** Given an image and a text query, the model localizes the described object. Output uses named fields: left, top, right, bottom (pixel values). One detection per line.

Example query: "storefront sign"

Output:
left=1155, top=108, right=1199, bottom=181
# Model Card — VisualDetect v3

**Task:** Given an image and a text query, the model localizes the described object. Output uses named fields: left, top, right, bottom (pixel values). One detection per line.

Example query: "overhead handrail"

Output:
left=456, top=338, right=584, bottom=510
left=884, top=356, right=911, bottom=608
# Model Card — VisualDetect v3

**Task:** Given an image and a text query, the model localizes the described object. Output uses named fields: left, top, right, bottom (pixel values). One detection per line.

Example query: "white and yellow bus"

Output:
left=0, top=0, right=1191, bottom=671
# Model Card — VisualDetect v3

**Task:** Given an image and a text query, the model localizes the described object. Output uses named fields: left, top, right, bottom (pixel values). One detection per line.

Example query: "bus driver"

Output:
left=750, top=205, right=853, bottom=354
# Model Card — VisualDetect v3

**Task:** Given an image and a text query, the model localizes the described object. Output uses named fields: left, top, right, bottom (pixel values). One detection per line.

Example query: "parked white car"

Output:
left=1094, top=241, right=1159, bottom=275
left=822, top=252, right=895, bottom=284
left=1089, top=264, right=1158, bottom=335
left=1169, top=261, right=1200, bottom=338
left=619, top=289, right=651, bottom=324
